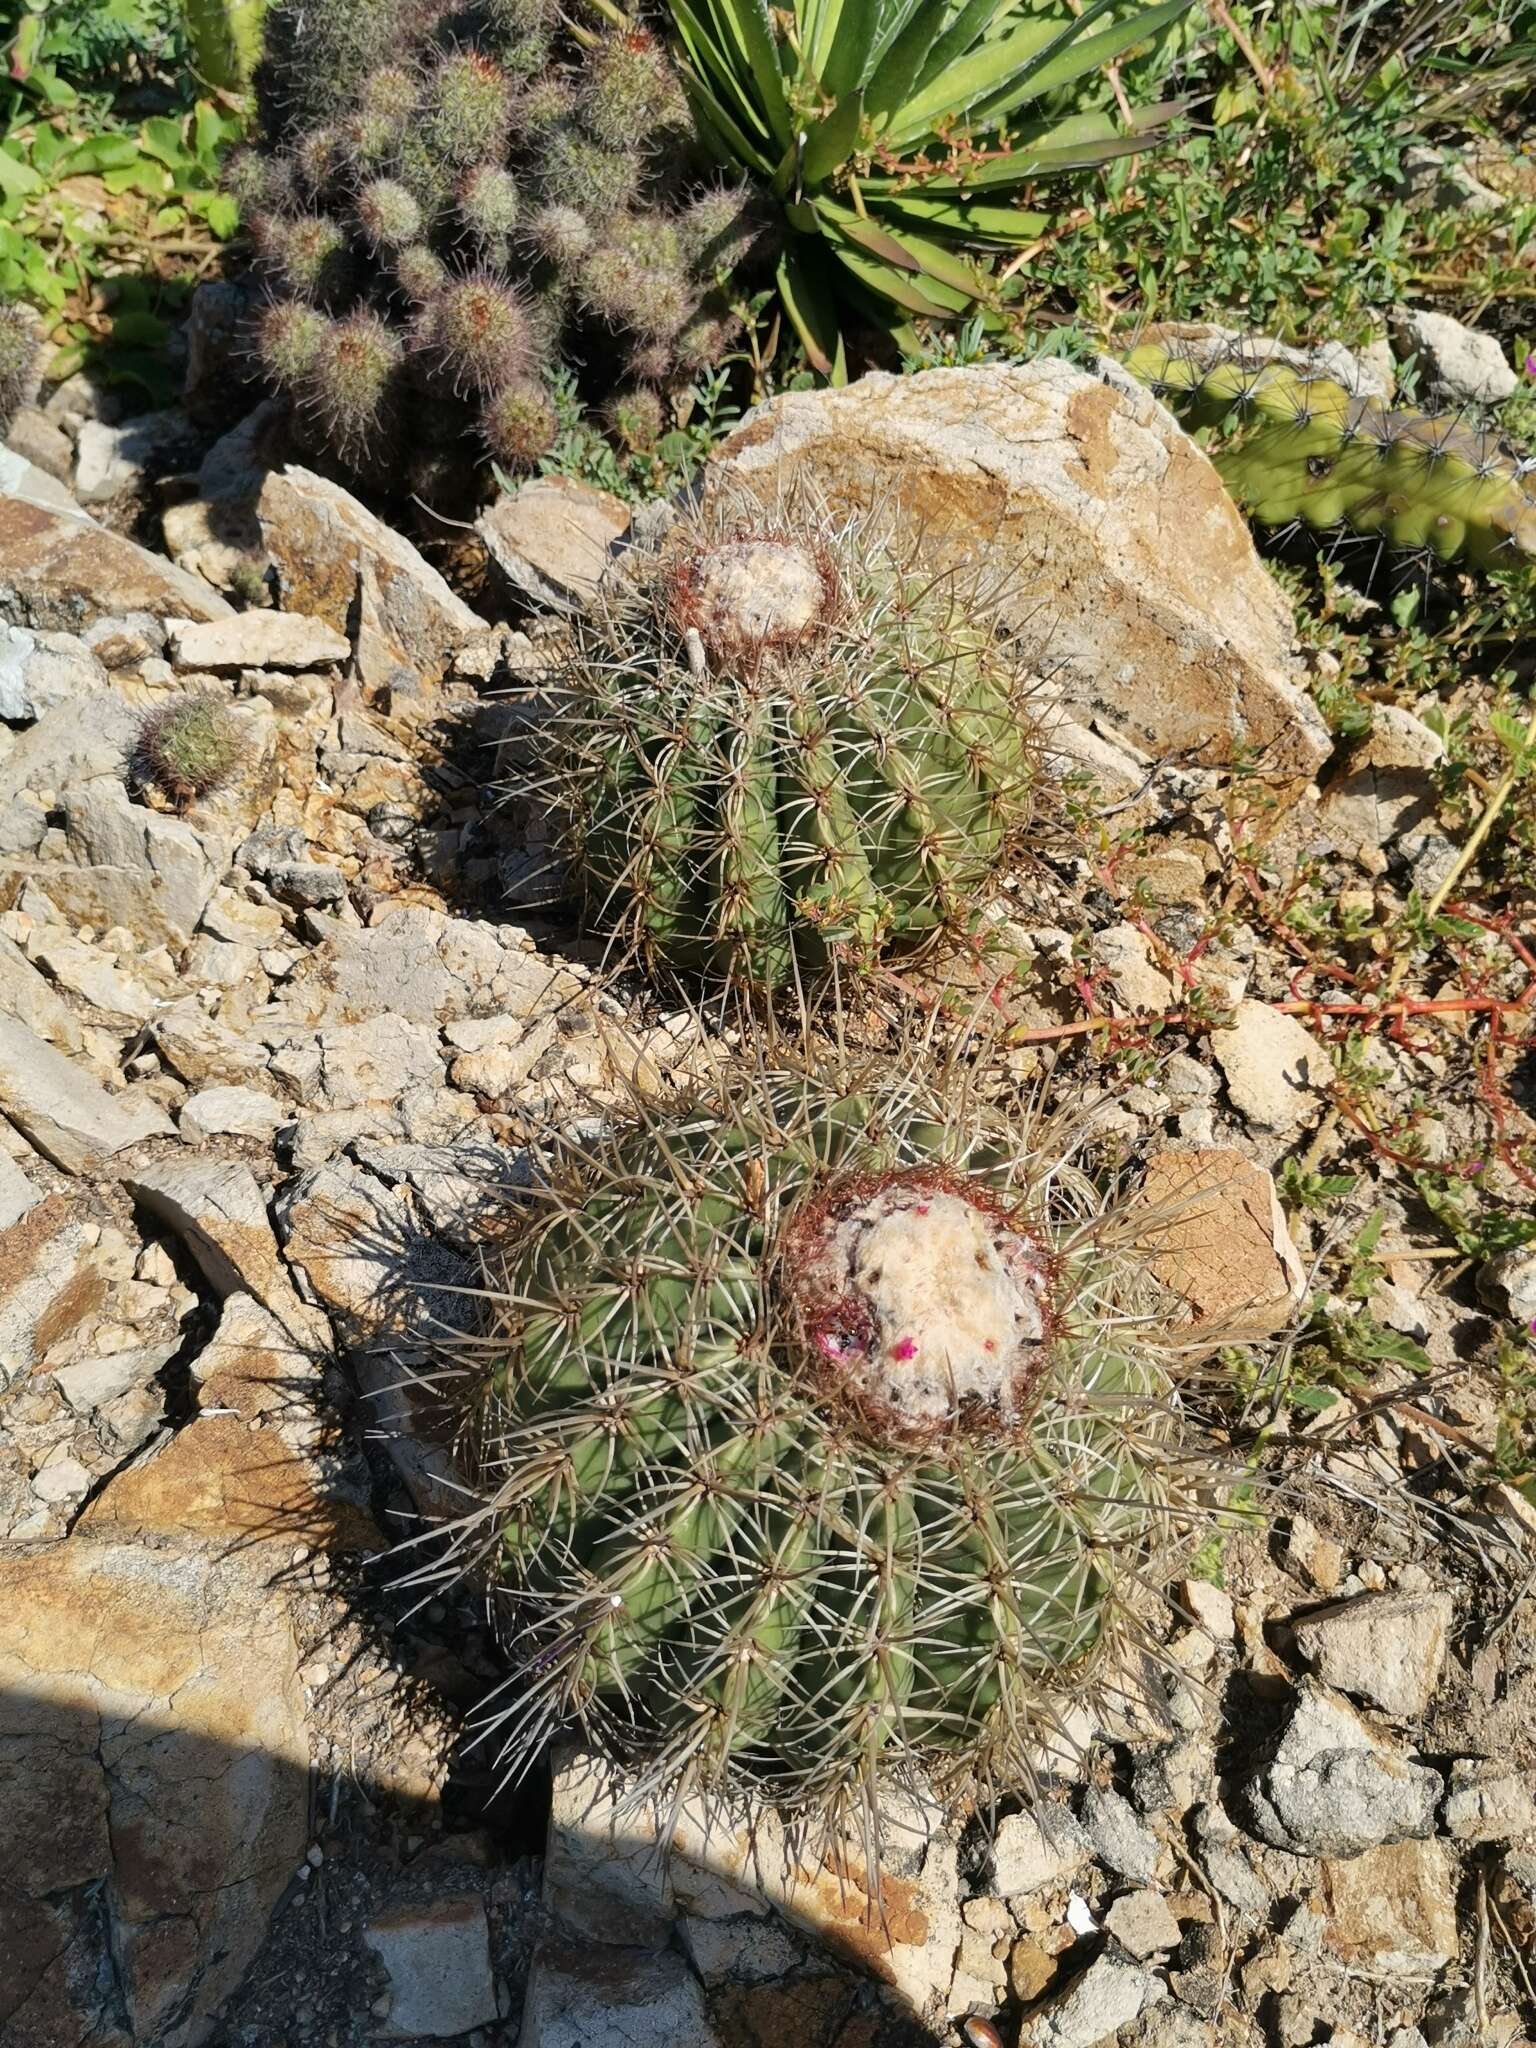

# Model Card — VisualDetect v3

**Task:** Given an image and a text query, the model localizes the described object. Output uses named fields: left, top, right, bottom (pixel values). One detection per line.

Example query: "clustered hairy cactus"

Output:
left=0, top=301, right=43, bottom=437
left=453, top=1046, right=1207, bottom=1829
left=132, top=694, right=248, bottom=808
left=1124, top=338, right=1536, bottom=576
left=241, top=0, right=769, bottom=506
left=548, top=499, right=1042, bottom=991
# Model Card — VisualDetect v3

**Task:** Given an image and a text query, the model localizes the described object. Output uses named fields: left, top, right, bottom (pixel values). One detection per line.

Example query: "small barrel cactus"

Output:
left=132, top=694, right=247, bottom=808
left=454, top=1048, right=1212, bottom=1830
left=548, top=502, right=1041, bottom=990
left=1123, top=338, right=1536, bottom=576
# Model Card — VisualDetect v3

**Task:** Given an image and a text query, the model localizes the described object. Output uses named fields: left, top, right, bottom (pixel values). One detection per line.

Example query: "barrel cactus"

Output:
left=547, top=502, right=1042, bottom=991
left=456, top=1048, right=1211, bottom=1829
left=1123, top=338, right=1536, bottom=576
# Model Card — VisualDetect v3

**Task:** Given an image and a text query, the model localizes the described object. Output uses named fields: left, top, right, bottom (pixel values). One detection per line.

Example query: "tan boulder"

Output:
left=705, top=361, right=1329, bottom=778
left=0, top=1536, right=308, bottom=2048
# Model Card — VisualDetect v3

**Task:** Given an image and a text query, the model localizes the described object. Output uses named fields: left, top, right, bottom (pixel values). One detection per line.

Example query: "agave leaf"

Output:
left=823, top=221, right=976, bottom=317
left=705, top=0, right=796, bottom=149
left=818, top=0, right=885, bottom=97
left=819, top=195, right=998, bottom=295
left=863, top=0, right=951, bottom=123
left=671, top=0, right=780, bottom=153
left=971, top=0, right=1195, bottom=132
left=888, top=15, right=1068, bottom=145
left=678, top=65, right=779, bottom=176
left=867, top=104, right=1181, bottom=191
left=776, top=241, right=847, bottom=380
left=880, top=194, right=1050, bottom=240
left=813, top=196, right=920, bottom=270
left=912, top=0, right=1021, bottom=99
left=800, top=89, right=866, bottom=188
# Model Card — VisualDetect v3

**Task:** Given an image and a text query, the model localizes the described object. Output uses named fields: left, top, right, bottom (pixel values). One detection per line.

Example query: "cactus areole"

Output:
left=780, top=1166, right=1058, bottom=1445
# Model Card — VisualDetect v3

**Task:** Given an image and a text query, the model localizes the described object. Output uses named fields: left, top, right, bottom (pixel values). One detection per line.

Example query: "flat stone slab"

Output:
left=166, top=610, right=350, bottom=672
left=0, top=488, right=231, bottom=631
left=0, top=1015, right=173, bottom=1173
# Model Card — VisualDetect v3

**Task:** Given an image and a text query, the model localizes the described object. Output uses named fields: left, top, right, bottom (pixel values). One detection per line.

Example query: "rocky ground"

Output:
left=1, top=289, right=1534, bottom=2048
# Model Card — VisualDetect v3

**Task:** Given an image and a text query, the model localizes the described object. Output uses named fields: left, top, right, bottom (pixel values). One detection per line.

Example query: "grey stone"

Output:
left=1201, top=1843, right=1271, bottom=1916
left=0, top=1015, right=173, bottom=1172
left=707, top=360, right=1330, bottom=778
left=266, top=860, right=347, bottom=910
left=166, top=610, right=350, bottom=673
left=276, top=905, right=577, bottom=1029
left=266, top=1015, right=445, bottom=1110
left=517, top=1942, right=722, bottom=2048
left=27, top=930, right=167, bottom=1034
left=478, top=475, right=631, bottom=612
left=1400, top=145, right=1505, bottom=216
left=53, top=1341, right=177, bottom=1414
left=1018, top=1946, right=1167, bottom=2048
left=6, top=405, right=75, bottom=483
left=0, top=1150, right=40, bottom=1230
left=1322, top=707, right=1445, bottom=857
left=0, top=623, right=109, bottom=719
left=1390, top=305, right=1518, bottom=404
left=74, top=409, right=199, bottom=507
left=178, top=1085, right=286, bottom=1141
left=1440, top=1758, right=1536, bottom=1844
left=349, top=1141, right=525, bottom=1253
left=181, top=278, right=263, bottom=426
left=1247, top=1681, right=1442, bottom=1857
left=1211, top=1001, right=1335, bottom=1134
left=991, top=1805, right=1093, bottom=1897
left=0, top=691, right=140, bottom=810
left=0, top=1200, right=98, bottom=1385
left=361, top=1896, right=499, bottom=2039
left=1082, top=1786, right=1162, bottom=1882
left=1104, top=1890, right=1181, bottom=1958
left=0, top=931, right=87, bottom=1053
left=1291, top=1590, right=1452, bottom=1720
left=678, top=1910, right=803, bottom=1986
left=40, top=781, right=223, bottom=950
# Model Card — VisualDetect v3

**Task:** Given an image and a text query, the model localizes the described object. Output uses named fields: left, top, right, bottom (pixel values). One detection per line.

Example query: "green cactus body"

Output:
left=554, top=511, right=1039, bottom=991
left=1124, top=343, right=1536, bottom=575
left=467, top=1058, right=1179, bottom=1819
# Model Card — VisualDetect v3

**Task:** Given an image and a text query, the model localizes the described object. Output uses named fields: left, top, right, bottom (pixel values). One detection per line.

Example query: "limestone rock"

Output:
left=1290, top=1590, right=1452, bottom=1720
left=0, top=1015, right=173, bottom=1172
left=1018, top=1946, right=1167, bottom=2048
left=0, top=622, right=109, bottom=719
left=1138, top=1147, right=1307, bottom=1337
left=1104, top=1891, right=1181, bottom=1959
left=0, top=1196, right=102, bottom=1385
left=0, top=1534, right=308, bottom=2048
left=0, top=485, right=231, bottom=631
left=275, top=905, right=578, bottom=1029
left=519, top=1943, right=722, bottom=2048
left=255, top=466, right=482, bottom=683
left=1247, top=1681, right=1441, bottom=1857
left=479, top=475, right=631, bottom=612
left=266, top=1014, right=445, bottom=1110
left=5, top=404, right=75, bottom=483
left=1440, top=1759, right=1536, bottom=1844
left=1082, top=1787, right=1162, bottom=1883
left=178, top=1084, right=286, bottom=1140
left=1321, top=706, right=1445, bottom=859
left=127, top=1158, right=330, bottom=1351
left=1477, top=1247, right=1536, bottom=1327
left=1317, top=1838, right=1460, bottom=1976
left=167, top=610, right=350, bottom=673
left=1211, top=1001, right=1335, bottom=1134
left=362, top=1896, right=500, bottom=2039
left=74, top=408, right=199, bottom=508
left=0, top=929, right=88, bottom=1053
left=706, top=361, right=1328, bottom=777
left=0, top=1149, right=40, bottom=1231
left=40, top=781, right=225, bottom=950
left=1389, top=305, right=1518, bottom=404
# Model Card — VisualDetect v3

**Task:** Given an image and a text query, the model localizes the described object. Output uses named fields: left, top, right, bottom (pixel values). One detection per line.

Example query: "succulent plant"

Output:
left=548, top=501, right=1041, bottom=992
left=669, top=0, right=1194, bottom=377
left=452, top=1043, right=1212, bottom=1832
left=0, top=300, right=43, bottom=435
left=132, top=694, right=248, bottom=808
left=245, top=0, right=763, bottom=506
left=1124, top=338, right=1536, bottom=576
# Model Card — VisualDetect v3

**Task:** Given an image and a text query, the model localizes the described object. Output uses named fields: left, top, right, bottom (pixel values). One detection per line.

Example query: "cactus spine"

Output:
left=457, top=1049, right=1198, bottom=1829
left=1124, top=340, right=1536, bottom=575
left=550, top=502, right=1041, bottom=992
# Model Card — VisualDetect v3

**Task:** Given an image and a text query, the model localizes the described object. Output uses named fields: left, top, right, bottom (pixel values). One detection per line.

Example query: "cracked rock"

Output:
left=1440, top=1759, right=1536, bottom=1844
left=361, top=1896, right=500, bottom=2039
left=1082, top=1786, right=1162, bottom=1882
left=1246, top=1680, right=1441, bottom=1857
left=991, top=1805, right=1093, bottom=1897
left=0, top=1014, right=173, bottom=1172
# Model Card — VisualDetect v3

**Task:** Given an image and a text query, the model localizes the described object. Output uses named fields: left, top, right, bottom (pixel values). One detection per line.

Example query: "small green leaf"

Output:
left=0, top=149, right=46, bottom=201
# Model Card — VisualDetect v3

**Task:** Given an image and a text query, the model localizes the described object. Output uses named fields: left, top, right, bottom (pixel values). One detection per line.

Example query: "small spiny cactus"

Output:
left=245, top=0, right=763, bottom=504
left=445, top=1042, right=1220, bottom=1836
left=547, top=498, right=1042, bottom=992
left=1123, top=337, right=1536, bottom=576
left=132, top=695, right=248, bottom=808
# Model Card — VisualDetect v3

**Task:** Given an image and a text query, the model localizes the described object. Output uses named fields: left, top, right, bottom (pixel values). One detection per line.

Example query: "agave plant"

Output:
left=647, top=0, right=1195, bottom=376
